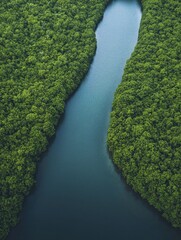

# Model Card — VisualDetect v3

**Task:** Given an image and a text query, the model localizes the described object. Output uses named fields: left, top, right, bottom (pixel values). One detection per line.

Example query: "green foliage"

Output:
left=108, top=0, right=181, bottom=228
left=0, top=0, right=109, bottom=239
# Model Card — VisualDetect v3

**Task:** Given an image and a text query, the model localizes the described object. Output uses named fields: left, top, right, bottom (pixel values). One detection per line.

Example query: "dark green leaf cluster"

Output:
left=108, top=0, right=181, bottom=228
left=0, top=0, right=109, bottom=239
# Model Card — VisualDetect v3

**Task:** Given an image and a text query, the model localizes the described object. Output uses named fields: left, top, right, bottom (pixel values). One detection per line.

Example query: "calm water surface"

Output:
left=8, top=0, right=181, bottom=239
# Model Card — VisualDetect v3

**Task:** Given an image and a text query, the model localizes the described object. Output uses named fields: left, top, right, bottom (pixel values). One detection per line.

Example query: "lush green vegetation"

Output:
left=0, top=0, right=109, bottom=238
left=108, top=0, right=181, bottom=228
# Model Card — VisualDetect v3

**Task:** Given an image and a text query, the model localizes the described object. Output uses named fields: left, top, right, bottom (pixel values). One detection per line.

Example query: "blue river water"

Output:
left=8, top=0, right=181, bottom=239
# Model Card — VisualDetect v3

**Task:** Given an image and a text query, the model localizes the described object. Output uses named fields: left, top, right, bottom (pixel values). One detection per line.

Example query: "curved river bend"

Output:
left=8, top=1, right=181, bottom=239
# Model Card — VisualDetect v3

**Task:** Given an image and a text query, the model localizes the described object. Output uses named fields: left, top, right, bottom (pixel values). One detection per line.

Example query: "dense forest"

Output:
left=0, top=0, right=109, bottom=239
left=108, top=0, right=181, bottom=228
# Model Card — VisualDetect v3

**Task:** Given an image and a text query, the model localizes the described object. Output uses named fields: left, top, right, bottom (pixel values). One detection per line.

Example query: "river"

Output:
left=7, top=0, right=181, bottom=239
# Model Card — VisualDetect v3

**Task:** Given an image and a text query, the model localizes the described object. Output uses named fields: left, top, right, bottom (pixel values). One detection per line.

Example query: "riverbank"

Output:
left=107, top=0, right=181, bottom=228
left=7, top=1, right=180, bottom=240
left=0, top=1, right=109, bottom=239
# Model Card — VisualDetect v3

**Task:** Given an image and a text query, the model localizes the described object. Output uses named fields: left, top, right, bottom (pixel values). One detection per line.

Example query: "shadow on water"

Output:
left=113, top=157, right=180, bottom=231
left=106, top=145, right=180, bottom=231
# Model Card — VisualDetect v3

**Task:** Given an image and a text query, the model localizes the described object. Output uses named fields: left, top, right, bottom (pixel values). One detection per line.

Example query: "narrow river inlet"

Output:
left=8, top=0, right=181, bottom=239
